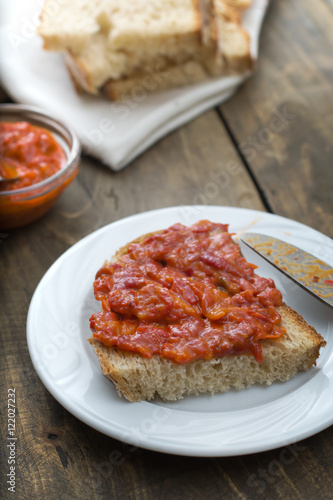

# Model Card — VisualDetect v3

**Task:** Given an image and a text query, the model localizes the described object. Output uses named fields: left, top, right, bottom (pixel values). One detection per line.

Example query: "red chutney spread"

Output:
left=90, top=221, right=286, bottom=364
left=0, top=121, right=66, bottom=191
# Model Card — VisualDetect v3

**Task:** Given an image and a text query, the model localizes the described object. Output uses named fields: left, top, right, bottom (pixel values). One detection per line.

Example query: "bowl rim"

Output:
left=0, top=103, right=81, bottom=196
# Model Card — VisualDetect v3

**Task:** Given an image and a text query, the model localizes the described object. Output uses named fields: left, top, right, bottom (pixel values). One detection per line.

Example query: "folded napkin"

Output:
left=0, top=0, right=269, bottom=170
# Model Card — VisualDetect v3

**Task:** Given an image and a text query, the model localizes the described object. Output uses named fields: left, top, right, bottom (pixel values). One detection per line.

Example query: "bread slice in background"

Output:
left=38, top=0, right=204, bottom=93
left=198, top=0, right=252, bottom=77
left=213, top=0, right=252, bottom=71
left=104, top=60, right=210, bottom=101
left=38, top=0, right=253, bottom=99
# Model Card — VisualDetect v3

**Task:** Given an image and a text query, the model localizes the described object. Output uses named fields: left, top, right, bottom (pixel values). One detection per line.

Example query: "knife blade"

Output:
left=240, top=233, right=333, bottom=308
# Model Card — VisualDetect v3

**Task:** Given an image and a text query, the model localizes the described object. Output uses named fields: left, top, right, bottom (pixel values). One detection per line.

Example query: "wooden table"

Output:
left=1, top=1, right=333, bottom=498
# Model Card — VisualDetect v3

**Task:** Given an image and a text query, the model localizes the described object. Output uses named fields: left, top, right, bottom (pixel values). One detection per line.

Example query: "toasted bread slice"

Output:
left=88, top=305, right=325, bottom=402
left=88, top=227, right=326, bottom=402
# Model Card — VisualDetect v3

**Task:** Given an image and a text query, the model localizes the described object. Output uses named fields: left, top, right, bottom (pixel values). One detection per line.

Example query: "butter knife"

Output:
left=240, top=233, right=333, bottom=308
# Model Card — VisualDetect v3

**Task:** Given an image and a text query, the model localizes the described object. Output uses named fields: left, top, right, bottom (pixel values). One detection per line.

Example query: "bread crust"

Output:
left=104, top=61, right=210, bottom=101
left=37, top=0, right=54, bottom=49
left=63, top=50, right=98, bottom=95
left=88, top=228, right=326, bottom=402
left=192, top=0, right=204, bottom=38
left=227, top=0, right=252, bottom=10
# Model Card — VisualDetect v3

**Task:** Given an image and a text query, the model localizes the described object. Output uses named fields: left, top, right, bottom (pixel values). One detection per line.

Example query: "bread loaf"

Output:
left=38, top=0, right=253, bottom=100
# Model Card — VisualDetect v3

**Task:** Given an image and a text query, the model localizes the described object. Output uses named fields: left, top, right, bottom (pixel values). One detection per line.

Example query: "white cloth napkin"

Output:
left=0, top=0, right=269, bottom=170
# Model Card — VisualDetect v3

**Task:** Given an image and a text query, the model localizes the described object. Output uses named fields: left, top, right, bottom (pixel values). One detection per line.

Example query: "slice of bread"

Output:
left=103, top=1, right=252, bottom=100
left=197, top=0, right=252, bottom=77
left=88, top=305, right=325, bottom=402
left=38, top=0, right=252, bottom=99
left=88, top=226, right=326, bottom=402
left=38, top=0, right=202, bottom=54
left=38, top=0, right=203, bottom=92
left=104, top=60, right=210, bottom=102
left=226, top=0, right=252, bottom=10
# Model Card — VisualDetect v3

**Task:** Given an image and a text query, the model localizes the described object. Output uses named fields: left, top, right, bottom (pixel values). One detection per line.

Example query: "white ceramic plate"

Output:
left=27, top=206, right=333, bottom=456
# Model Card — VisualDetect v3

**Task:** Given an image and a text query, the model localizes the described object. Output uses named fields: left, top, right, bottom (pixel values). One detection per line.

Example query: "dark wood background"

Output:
left=1, top=0, right=332, bottom=498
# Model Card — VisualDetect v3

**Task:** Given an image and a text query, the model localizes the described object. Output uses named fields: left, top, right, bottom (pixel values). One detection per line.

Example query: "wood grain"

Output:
left=220, top=0, right=333, bottom=237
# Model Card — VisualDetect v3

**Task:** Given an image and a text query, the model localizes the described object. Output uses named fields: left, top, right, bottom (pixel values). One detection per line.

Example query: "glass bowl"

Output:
left=0, top=104, right=81, bottom=230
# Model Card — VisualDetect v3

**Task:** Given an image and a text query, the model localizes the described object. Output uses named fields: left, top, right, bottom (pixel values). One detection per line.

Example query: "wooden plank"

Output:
left=219, top=0, right=333, bottom=237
